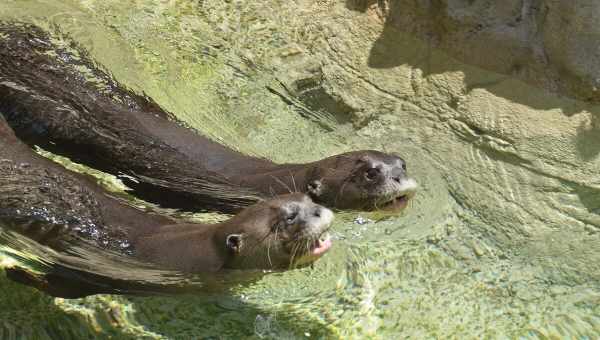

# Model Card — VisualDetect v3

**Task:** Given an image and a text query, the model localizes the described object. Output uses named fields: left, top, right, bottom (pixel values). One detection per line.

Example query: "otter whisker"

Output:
left=289, top=243, right=300, bottom=269
left=269, top=185, right=276, bottom=198
left=335, top=154, right=360, bottom=164
left=288, top=241, right=302, bottom=269
left=334, top=176, right=351, bottom=207
left=356, top=190, right=367, bottom=211
left=305, top=239, right=311, bottom=258
left=239, top=230, right=273, bottom=266
left=266, top=235, right=273, bottom=268
left=267, top=227, right=281, bottom=268
left=289, top=172, right=297, bottom=193
left=269, top=175, right=292, bottom=194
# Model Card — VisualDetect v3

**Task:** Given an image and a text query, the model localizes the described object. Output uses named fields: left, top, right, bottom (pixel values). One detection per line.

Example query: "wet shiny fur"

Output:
left=0, top=22, right=417, bottom=214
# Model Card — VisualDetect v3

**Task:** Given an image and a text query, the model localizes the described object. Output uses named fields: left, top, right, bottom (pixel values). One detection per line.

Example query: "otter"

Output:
left=0, top=23, right=417, bottom=214
left=134, top=193, right=333, bottom=272
left=0, top=115, right=333, bottom=297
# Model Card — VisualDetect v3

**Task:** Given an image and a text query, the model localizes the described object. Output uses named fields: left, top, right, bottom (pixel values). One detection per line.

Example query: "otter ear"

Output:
left=307, top=180, right=323, bottom=197
left=226, top=234, right=244, bottom=253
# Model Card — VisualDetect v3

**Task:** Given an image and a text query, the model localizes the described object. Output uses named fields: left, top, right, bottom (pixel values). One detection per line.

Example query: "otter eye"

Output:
left=365, top=168, right=379, bottom=180
left=286, top=212, right=298, bottom=224
left=402, top=163, right=407, bottom=171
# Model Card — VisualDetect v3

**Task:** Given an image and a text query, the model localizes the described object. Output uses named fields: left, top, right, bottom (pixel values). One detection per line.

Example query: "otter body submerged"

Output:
left=0, top=115, right=334, bottom=297
left=0, top=23, right=417, bottom=214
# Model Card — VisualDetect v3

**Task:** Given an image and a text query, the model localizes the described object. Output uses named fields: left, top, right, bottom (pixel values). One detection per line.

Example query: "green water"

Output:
left=1, top=0, right=599, bottom=339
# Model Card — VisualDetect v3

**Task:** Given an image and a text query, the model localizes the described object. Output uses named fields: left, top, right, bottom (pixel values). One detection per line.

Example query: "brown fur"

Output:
left=0, top=116, right=332, bottom=296
left=0, top=22, right=417, bottom=214
left=134, top=193, right=333, bottom=272
left=0, top=118, right=332, bottom=269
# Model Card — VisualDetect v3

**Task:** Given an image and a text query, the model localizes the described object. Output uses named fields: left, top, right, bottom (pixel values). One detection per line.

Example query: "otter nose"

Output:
left=313, top=206, right=322, bottom=217
left=391, top=171, right=405, bottom=183
left=390, top=161, right=407, bottom=181
left=363, top=156, right=408, bottom=184
left=313, top=206, right=334, bottom=226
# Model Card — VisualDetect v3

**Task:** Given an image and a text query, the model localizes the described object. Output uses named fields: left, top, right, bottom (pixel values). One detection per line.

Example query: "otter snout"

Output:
left=395, top=177, right=418, bottom=197
left=302, top=150, right=418, bottom=213
left=303, top=203, right=334, bottom=236
left=292, top=200, right=334, bottom=264
left=364, top=156, right=416, bottom=191
left=360, top=153, right=417, bottom=211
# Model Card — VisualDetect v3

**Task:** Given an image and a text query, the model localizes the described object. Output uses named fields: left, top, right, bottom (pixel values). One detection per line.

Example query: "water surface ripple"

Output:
left=0, top=0, right=598, bottom=339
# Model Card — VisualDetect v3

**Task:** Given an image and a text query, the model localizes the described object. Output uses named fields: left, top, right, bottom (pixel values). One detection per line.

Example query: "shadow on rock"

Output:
left=575, top=115, right=600, bottom=162
left=346, top=0, right=380, bottom=12
left=346, top=0, right=600, bottom=118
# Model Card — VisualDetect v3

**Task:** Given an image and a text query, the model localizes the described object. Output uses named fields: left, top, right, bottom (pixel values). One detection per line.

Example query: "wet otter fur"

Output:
left=0, top=22, right=417, bottom=214
left=0, top=117, right=333, bottom=270
left=135, top=193, right=333, bottom=272
left=0, top=114, right=172, bottom=253
left=0, top=116, right=334, bottom=296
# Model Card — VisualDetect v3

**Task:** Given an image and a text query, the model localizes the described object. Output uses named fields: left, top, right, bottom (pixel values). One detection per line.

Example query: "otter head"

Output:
left=224, top=193, right=334, bottom=270
left=305, top=150, right=417, bottom=212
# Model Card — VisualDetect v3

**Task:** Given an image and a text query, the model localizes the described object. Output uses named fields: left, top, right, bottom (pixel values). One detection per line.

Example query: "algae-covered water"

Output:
left=1, top=0, right=599, bottom=339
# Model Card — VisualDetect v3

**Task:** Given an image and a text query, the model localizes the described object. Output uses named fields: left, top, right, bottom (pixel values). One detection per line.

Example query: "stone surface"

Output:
left=346, top=0, right=600, bottom=103
left=309, top=0, right=600, bottom=283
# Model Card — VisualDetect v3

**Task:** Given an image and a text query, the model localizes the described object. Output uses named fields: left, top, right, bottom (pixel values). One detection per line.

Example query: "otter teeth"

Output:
left=318, top=232, right=330, bottom=243
left=310, top=233, right=332, bottom=256
left=382, top=194, right=407, bottom=205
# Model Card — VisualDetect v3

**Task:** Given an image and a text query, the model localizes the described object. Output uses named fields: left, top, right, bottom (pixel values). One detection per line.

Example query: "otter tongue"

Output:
left=311, top=237, right=332, bottom=256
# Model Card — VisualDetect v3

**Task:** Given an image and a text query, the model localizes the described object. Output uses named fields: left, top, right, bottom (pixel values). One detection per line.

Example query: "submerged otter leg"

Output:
left=4, top=267, right=110, bottom=298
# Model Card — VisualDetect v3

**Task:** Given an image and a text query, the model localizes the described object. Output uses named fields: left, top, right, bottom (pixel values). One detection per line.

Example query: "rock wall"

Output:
left=347, top=0, right=600, bottom=103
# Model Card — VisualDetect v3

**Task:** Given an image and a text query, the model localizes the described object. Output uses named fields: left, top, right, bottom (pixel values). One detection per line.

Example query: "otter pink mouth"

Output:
left=310, top=236, right=332, bottom=256
left=380, top=194, right=411, bottom=211
left=292, top=234, right=333, bottom=267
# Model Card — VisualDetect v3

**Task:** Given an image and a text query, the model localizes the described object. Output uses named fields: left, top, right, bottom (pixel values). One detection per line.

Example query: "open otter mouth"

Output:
left=290, top=232, right=332, bottom=267
left=309, top=233, right=332, bottom=256
left=380, top=194, right=411, bottom=211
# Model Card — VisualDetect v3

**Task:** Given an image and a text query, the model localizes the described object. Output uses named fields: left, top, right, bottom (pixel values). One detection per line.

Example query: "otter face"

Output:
left=225, top=193, right=334, bottom=270
left=306, top=150, right=417, bottom=212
